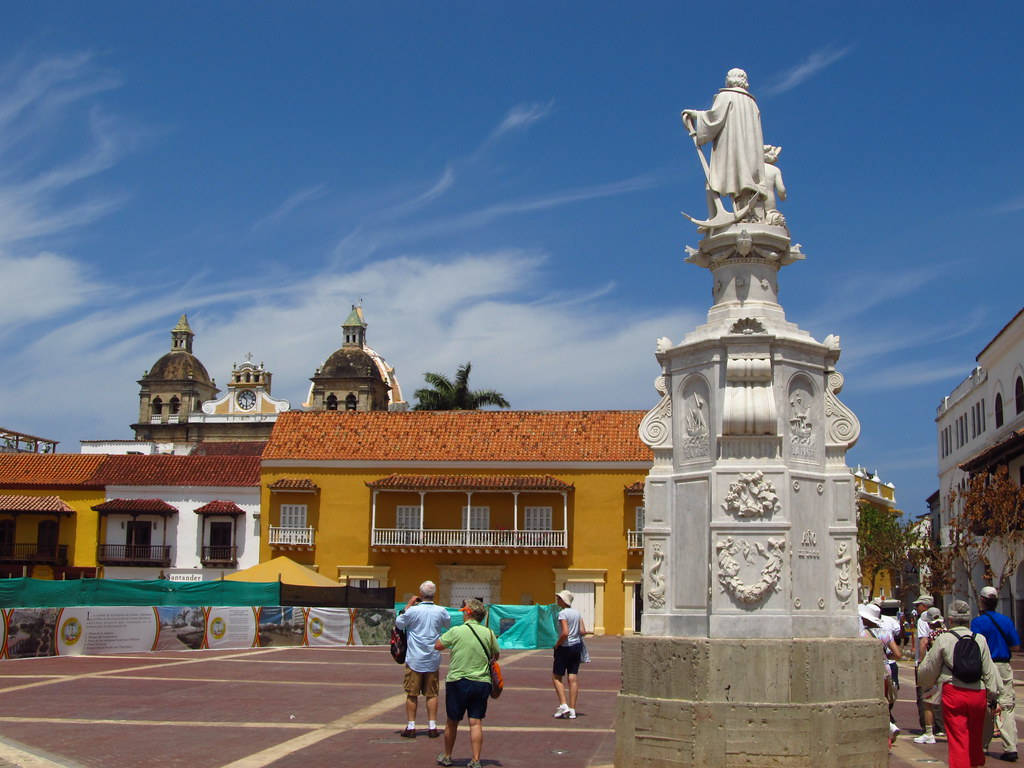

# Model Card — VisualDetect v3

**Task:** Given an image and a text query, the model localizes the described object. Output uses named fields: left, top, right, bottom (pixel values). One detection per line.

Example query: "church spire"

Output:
left=171, top=313, right=195, bottom=353
left=341, top=303, right=367, bottom=348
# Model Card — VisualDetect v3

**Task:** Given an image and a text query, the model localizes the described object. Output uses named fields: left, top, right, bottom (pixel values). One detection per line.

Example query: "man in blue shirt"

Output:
left=973, top=585, right=1021, bottom=762
left=395, top=580, right=451, bottom=738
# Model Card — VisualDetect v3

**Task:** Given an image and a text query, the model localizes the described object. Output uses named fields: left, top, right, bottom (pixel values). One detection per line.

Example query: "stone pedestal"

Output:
left=615, top=636, right=889, bottom=768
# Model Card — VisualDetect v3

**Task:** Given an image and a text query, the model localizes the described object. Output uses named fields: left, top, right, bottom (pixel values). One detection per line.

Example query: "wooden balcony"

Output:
left=200, top=545, right=238, bottom=566
left=97, top=544, right=172, bottom=567
left=268, top=526, right=315, bottom=548
left=372, top=528, right=567, bottom=554
left=627, top=530, right=643, bottom=550
left=0, top=543, right=69, bottom=566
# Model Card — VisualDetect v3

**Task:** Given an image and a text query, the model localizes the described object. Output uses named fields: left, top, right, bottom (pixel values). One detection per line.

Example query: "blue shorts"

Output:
left=553, top=643, right=582, bottom=676
left=445, top=678, right=491, bottom=721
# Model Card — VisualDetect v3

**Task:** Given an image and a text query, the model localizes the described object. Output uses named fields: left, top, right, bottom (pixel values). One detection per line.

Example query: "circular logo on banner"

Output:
left=61, top=617, right=83, bottom=646
left=210, top=617, right=227, bottom=640
left=309, top=617, right=324, bottom=638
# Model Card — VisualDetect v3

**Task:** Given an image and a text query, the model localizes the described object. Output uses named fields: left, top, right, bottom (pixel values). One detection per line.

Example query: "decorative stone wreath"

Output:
left=715, top=536, right=786, bottom=604
left=721, top=470, right=781, bottom=519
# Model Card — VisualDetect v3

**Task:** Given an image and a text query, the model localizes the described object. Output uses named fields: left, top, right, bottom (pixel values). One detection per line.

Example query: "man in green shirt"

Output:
left=433, top=598, right=500, bottom=768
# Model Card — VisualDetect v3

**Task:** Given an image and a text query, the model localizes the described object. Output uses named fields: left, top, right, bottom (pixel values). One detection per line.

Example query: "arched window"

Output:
left=151, top=397, right=163, bottom=415
left=169, top=396, right=181, bottom=414
left=1017, top=377, right=1024, bottom=415
left=996, top=393, right=1004, bottom=428
left=326, top=394, right=338, bottom=411
left=345, top=394, right=358, bottom=411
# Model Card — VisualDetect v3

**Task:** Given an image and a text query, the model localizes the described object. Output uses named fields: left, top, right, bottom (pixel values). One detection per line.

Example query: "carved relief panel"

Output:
left=787, top=374, right=818, bottom=462
left=678, top=374, right=712, bottom=461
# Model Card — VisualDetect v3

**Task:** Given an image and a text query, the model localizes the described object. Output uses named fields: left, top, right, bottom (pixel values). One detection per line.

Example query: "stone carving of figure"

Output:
left=647, top=543, right=666, bottom=608
left=761, top=144, right=787, bottom=228
left=682, top=68, right=766, bottom=220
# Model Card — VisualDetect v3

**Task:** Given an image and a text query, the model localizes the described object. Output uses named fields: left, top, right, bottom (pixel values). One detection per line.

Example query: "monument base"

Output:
left=615, top=636, right=888, bottom=768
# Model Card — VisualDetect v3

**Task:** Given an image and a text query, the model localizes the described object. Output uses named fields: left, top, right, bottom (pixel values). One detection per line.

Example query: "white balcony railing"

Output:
left=627, top=530, right=643, bottom=549
left=372, top=528, right=566, bottom=548
left=269, top=526, right=315, bottom=546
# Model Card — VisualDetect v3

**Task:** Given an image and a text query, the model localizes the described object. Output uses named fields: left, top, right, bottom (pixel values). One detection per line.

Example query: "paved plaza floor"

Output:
left=0, top=637, right=1020, bottom=767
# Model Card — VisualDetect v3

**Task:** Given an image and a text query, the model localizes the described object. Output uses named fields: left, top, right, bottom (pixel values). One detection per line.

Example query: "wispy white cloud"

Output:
left=801, top=264, right=942, bottom=331
left=489, top=100, right=555, bottom=142
left=991, top=195, right=1024, bottom=215
left=855, top=361, right=968, bottom=392
left=251, top=183, right=328, bottom=231
left=765, top=45, right=854, bottom=96
left=0, top=250, right=102, bottom=329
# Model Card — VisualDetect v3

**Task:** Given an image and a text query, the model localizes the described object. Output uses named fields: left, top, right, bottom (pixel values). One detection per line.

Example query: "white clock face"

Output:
left=236, top=389, right=257, bottom=411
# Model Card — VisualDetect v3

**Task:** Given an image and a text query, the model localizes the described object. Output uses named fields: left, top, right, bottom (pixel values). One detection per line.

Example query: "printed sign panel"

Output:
left=307, top=607, right=351, bottom=647
left=6, top=608, right=59, bottom=659
left=205, top=607, right=258, bottom=650
left=256, top=607, right=306, bottom=647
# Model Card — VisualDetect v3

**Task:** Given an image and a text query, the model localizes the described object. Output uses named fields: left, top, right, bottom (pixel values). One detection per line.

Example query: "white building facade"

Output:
left=936, top=307, right=1024, bottom=612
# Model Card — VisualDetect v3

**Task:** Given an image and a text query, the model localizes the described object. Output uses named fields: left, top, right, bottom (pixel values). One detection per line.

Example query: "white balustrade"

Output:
left=372, top=528, right=566, bottom=548
left=269, top=526, right=315, bottom=546
left=627, top=530, right=644, bottom=549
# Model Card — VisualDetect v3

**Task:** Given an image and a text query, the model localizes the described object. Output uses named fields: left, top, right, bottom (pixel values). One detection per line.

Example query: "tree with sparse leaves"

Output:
left=945, top=465, right=1024, bottom=603
left=857, top=501, right=921, bottom=599
left=413, top=362, right=510, bottom=411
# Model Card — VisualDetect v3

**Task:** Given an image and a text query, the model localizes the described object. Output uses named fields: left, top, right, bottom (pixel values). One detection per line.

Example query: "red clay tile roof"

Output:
left=194, top=500, right=246, bottom=515
left=93, top=498, right=179, bottom=514
left=268, top=478, right=319, bottom=491
left=625, top=480, right=644, bottom=495
left=0, top=454, right=106, bottom=489
left=0, top=495, right=75, bottom=514
left=367, top=474, right=573, bottom=491
left=263, top=410, right=650, bottom=463
left=90, top=455, right=260, bottom=487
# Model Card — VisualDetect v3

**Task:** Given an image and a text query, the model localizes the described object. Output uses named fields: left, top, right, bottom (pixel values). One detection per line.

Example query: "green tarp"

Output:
left=394, top=603, right=559, bottom=650
left=0, top=578, right=279, bottom=608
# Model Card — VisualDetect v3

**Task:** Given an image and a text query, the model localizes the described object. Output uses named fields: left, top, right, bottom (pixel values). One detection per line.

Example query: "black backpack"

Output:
left=948, top=630, right=983, bottom=683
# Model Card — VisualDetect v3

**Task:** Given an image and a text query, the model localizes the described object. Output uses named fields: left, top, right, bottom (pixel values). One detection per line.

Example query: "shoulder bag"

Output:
left=467, top=624, right=504, bottom=698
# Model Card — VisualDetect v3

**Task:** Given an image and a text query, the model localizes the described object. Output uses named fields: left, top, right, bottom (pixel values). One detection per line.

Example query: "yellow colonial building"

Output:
left=260, top=410, right=651, bottom=634
left=853, top=465, right=901, bottom=599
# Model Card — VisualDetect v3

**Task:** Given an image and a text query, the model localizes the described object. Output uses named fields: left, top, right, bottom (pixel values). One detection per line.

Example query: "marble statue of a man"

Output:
left=682, top=68, right=766, bottom=210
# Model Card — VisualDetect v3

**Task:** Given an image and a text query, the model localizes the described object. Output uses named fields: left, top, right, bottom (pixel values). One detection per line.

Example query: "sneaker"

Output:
left=567, top=709, right=577, bottom=719
left=467, top=762, right=482, bottom=768
left=553, top=704, right=570, bottom=718
left=999, top=753, right=1019, bottom=763
left=889, top=722, right=900, bottom=736
left=436, top=754, right=453, bottom=767
left=401, top=727, right=416, bottom=738
left=913, top=733, right=936, bottom=744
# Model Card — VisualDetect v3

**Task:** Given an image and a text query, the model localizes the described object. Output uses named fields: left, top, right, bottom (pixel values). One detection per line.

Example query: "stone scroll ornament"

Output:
left=721, top=471, right=781, bottom=519
left=823, top=371, right=861, bottom=449
left=833, top=541, right=854, bottom=607
left=715, top=536, right=786, bottom=604
left=638, top=378, right=672, bottom=449
left=647, top=542, right=666, bottom=609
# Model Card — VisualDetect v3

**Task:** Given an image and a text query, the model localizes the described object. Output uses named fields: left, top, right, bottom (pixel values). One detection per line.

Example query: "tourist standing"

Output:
left=395, top=580, right=451, bottom=738
left=972, top=585, right=1020, bottom=762
left=434, top=598, right=499, bottom=768
left=918, top=600, right=1001, bottom=768
left=914, top=593, right=937, bottom=731
left=552, top=589, right=587, bottom=719
left=915, top=607, right=946, bottom=744
left=860, top=603, right=901, bottom=740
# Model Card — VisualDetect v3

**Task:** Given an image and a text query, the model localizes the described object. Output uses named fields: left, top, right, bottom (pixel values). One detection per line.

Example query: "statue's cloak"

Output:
left=691, top=87, right=765, bottom=200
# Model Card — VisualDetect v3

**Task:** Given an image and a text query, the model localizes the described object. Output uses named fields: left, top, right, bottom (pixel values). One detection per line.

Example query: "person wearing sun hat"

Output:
left=552, top=589, right=588, bottom=720
left=915, top=607, right=946, bottom=744
left=860, top=603, right=902, bottom=740
left=913, top=593, right=937, bottom=731
left=919, top=599, right=1001, bottom=768
left=972, top=585, right=1021, bottom=762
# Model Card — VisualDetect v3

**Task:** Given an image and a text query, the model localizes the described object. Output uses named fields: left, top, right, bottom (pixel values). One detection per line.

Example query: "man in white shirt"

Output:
left=913, top=593, right=941, bottom=733
left=395, top=580, right=451, bottom=738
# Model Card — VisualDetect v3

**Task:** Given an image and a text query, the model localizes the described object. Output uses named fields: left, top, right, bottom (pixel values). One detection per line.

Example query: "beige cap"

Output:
left=980, top=586, right=999, bottom=599
left=556, top=589, right=574, bottom=606
left=914, top=593, right=934, bottom=607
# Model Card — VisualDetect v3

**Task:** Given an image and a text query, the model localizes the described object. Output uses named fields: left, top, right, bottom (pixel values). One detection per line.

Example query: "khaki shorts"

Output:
left=404, top=666, right=440, bottom=697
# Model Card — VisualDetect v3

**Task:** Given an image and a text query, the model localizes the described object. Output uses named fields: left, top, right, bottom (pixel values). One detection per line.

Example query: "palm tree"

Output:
left=413, top=362, right=510, bottom=410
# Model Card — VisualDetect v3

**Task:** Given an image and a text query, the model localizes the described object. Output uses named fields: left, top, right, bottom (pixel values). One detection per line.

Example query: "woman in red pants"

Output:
left=917, top=600, right=1002, bottom=767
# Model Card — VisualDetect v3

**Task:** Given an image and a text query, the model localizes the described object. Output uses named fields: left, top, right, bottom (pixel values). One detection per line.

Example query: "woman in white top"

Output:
left=552, top=589, right=587, bottom=719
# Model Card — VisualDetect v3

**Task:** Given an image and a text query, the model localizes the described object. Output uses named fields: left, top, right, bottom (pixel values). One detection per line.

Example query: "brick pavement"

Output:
left=1, top=639, right=1020, bottom=767
left=0, top=640, right=619, bottom=768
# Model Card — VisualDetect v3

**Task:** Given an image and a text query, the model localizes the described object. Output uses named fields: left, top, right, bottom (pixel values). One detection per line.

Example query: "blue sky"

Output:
left=0, top=3, right=1021, bottom=514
